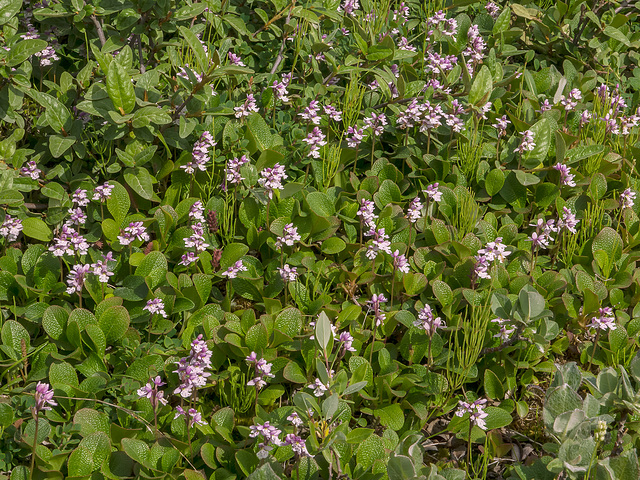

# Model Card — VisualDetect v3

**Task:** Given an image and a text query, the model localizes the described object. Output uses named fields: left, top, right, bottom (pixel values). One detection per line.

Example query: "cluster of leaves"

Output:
left=2, top=0, right=640, bottom=479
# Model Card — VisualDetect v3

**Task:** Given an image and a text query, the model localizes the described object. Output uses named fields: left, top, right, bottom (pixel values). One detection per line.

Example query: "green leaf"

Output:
left=246, top=323, right=268, bottom=352
left=485, top=168, right=505, bottom=196
left=374, top=179, right=402, bottom=209
left=0, top=189, right=23, bottom=205
left=431, top=279, right=453, bottom=307
left=346, top=428, right=374, bottom=444
left=315, top=311, right=333, bottom=352
left=492, top=8, right=510, bottom=34
left=518, top=285, right=545, bottom=322
left=484, top=406, right=512, bottom=430
left=132, top=106, right=173, bottom=129
left=135, top=251, right=168, bottom=288
left=178, top=26, right=208, bottom=74
left=106, top=181, right=130, bottom=227
left=107, top=60, right=136, bottom=115
left=73, top=408, right=110, bottom=436
left=589, top=173, right=607, bottom=200
left=0, top=403, right=14, bottom=427
left=28, top=91, right=71, bottom=133
left=343, top=381, right=368, bottom=395
left=592, top=227, right=622, bottom=264
left=484, top=369, right=504, bottom=400
left=174, top=2, right=207, bottom=21
left=388, top=454, right=416, bottom=480
left=49, top=135, right=76, bottom=158
left=49, top=361, right=79, bottom=387
left=1, top=320, right=29, bottom=353
left=6, top=39, right=48, bottom=66
left=122, top=437, right=149, bottom=466
left=275, top=307, right=302, bottom=337
left=0, top=0, right=21, bottom=25
left=356, top=434, right=386, bottom=471
left=403, top=272, right=428, bottom=296
left=124, top=167, right=155, bottom=200
left=98, top=306, right=130, bottom=343
left=219, top=243, right=249, bottom=271
left=373, top=403, right=405, bottom=431
left=283, top=361, right=307, bottom=383
left=21, top=217, right=52, bottom=242
left=42, top=306, right=68, bottom=340
left=604, top=26, right=630, bottom=47
left=469, top=65, right=493, bottom=107
left=246, top=113, right=273, bottom=153
left=524, top=117, right=553, bottom=162
left=543, top=384, right=583, bottom=428
left=307, top=192, right=335, bottom=217
left=321, top=237, right=346, bottom=254
left=67, top=446, right=94, bottom=476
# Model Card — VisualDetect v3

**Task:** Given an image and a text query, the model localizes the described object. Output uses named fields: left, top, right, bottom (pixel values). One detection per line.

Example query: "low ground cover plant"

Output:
left=1, top=0, right=640, bottom=479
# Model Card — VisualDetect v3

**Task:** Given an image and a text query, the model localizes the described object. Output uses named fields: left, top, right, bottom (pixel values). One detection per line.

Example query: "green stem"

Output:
left=587, top=330, right=601, bottom=372
left=30, top=414, right=40, bottom=480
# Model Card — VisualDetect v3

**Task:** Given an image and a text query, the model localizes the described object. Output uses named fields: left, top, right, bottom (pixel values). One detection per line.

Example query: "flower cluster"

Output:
left=406, top=197, right=424, bottom=223
left=299, top=100, right=321, bottom=125
left=474, top=237, right=511, bottom=280
left=303, top=127, right=327, bottom=158
left=560, top=88, right=582, bottom=111
left=32, top=382, right=57, bottom=415
left=392, top=250, right=410, bottom=274
left=189, top=201, right=206, bottom=223
left=49, top=225, right=90, bottom=257
left=66, top=264, right=91, bottom=295
left=182, top=131, right=216, bottom=174
left=225, top=155, right=250, bottom=185
left=20, top=160, right=41, bottom=180
left=275, top=223, right=301, bottom=250
left=463, top=24, right=486, bottom=71
left=234, top=94, right=259, bottom=119
left=284, top=434, right=310, bottom=457
left=346, top=125, right=366, bottom=148
left=527, top=217, right=557, bottom=250
left=427, top=10, right=458, bottom=37
left=553, top=163, right=577, bottom=187
left=174, top=334, right=212, bottom=398
left=492, top=317, right=515, bottom=342
left=557, top=207, right=580, bottom=234
left=258, top=163, right=287, bottom=199
left=456, top=398, right=489, bottom=430
left=308, top=378, right=331, bottom=397
left=144, top=298, right=167, bottom=318
left=588, top=307, right=616, bottom=331
left=414, top=304, right=445, bottom=336
left=423, top=183, right=442, bottom=202
left=181, top=223, right=209, bottom=266
left=278, top=264, right=298, bottom=283
left=91, top=252, right=115, bottom=284
left=514, top=130, right=536, bottom=154
left=221, top=260, right=247, bottom=278
left=367, top=293, right=387, bottom=327
left=93, top=182, right=114, bottom=202
left=0, top=215, right=23, bottom=242
left=492, top=115, right=510, bottom=138
left=175, top=406, right=207, bottom=427
left=137, top=376, right=168, bottom=409
left=366, top=228, right=392, bottom=260
left=246, top=352, right=275, bottom=390
left=271, top=73, right=292, bottom=103
left=620, top=188, right=636, bottom=209
left=363, top=112, right=387, bottom=137
left=118, top=222, right=150, bottom=246
left=250, top=422, right=282, bottom=459
left=357, top=199, right=378, bottom=229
